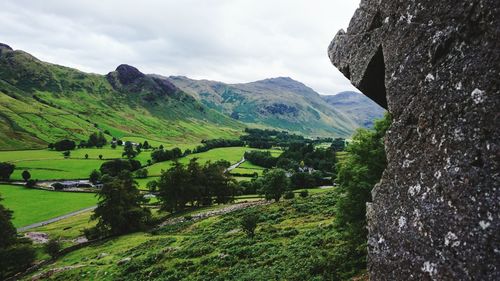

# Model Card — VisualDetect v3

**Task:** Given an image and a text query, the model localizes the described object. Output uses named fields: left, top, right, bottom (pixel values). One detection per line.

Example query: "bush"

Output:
left=0, top=162, right=15, bottom=181
left=45, top=239, right=61, bottom=258
left=52, top=183, right=64, bottom=190
left=26, top=179, right=36, bottom=188
left=240, top=213, right=258, bottom=238
left=135, top=168, right=148, bottom=179
left=299, top=190, right=309, bottom=198
left=283, top=191, right=295, bottom=199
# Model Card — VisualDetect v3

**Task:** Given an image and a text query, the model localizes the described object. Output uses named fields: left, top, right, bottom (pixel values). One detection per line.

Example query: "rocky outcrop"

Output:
left=329, top=1, right=499, bottom=280
left=0, top=43, right=13, bottom=56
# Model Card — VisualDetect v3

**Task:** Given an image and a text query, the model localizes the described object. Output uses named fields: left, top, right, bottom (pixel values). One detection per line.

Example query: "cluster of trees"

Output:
left=244, top=151, right=277, bottom=168
left=78, top=132, right=107, bottom=148
left=192, top=138, right=243, bottom=153
left=48, top=139, right=76, bottom=151
left=0, top=163, right=35, bottom=187
left=277, top=143, right=337, bottom=172
left=240, top=128, right=306, bottom=148
left=151, top=147, right=182, bottom=162
left=155, top=159, right=236, bottom=212
left=0, top=196, right=35, bottom=279
left=237, top=168, right=291, bottom=200
left=244, top=142, right=337, bottom=176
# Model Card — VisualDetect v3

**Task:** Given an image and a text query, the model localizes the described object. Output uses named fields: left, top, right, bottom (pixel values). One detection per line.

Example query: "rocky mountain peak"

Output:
left=0, top=43, right=13, bottom=56
left=0, top=43, right=12, bottom=50
left=114, top=64, right=145, bottom=85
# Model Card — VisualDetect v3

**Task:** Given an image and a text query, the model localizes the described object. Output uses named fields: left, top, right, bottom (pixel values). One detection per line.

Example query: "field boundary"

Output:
left=18, top=206, right=96, bottom=232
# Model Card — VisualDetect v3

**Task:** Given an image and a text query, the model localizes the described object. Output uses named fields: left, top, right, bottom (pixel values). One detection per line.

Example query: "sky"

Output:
left=0, top=0, right=360, bottom=95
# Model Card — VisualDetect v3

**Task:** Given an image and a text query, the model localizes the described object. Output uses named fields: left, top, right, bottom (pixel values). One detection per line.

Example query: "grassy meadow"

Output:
left=0, top=184, right=97, bottom=227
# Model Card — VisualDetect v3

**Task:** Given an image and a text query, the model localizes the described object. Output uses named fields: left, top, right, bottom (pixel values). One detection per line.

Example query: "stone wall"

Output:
left=328, top=0, right=499, bottom=280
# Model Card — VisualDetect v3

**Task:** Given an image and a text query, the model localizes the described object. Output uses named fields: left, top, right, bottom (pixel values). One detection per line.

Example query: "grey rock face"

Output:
left=328, top=1, right=499, bottom=280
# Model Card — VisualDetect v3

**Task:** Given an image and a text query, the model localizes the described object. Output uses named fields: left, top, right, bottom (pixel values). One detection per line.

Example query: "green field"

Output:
left=0, top=184, right=98, bottom=227
left=148, top=147, right=245, bottom=176
left=1, top=146, right=280, bottom=181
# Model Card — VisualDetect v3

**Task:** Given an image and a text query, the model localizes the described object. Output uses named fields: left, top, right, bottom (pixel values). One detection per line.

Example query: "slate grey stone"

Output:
left=328, top=1, right=499, bottom=280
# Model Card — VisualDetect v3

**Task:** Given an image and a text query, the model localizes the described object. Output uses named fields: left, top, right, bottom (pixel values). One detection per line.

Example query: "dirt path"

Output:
left=159, top=200, right=269, bottom=227
left=17, top=206, right=97, bottom=232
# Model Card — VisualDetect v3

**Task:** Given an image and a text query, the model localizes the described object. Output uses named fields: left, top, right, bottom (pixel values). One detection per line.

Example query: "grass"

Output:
left=147, top=147, right=250, bottom=176
left=25, top=190, right=345, bottom=280
left=28, top=210, right=95, bottom=239
left=0, top=184, right=97, bottom=227
left=11, top=159, right=105, bottom=180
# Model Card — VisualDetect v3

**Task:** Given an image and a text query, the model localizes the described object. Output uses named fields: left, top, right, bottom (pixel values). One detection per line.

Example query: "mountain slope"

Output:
left=167, top=76, right=359, bottom=137
left=322, top=91, right=385, bottom=128
left=0, top=44, right=243, bottom=150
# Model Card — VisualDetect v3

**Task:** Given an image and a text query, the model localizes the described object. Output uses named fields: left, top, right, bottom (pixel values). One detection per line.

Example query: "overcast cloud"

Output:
left=0, top=0, right=360, bottom=94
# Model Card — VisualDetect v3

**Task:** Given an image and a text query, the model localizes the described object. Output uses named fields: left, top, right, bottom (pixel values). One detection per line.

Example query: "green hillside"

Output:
left=167, top=76, right=359, bottom=137
left=23, top=190, right=351, bottom=281
left=0, top=43, right=243, bottom=150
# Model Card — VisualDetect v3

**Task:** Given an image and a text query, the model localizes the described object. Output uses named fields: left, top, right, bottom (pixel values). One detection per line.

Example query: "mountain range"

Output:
left=0, top=43, right=383, bottom=150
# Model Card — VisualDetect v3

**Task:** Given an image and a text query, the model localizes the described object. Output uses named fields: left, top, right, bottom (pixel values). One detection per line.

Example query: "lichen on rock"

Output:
left=328, top=0, right=499, bottom=280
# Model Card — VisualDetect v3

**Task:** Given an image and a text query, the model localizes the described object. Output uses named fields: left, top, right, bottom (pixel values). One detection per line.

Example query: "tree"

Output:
left=157, top=161, right=189, bottom=212
left=85, top=154, right=89, bottom=159
left=0, top=162, right=15, bottom=181
left=203, top=161, right=234, bottom=205
left=53, top=139, right=76, bottom=151
left=99, top=154, right=103, bottom=160
left=260, top=168, right=290, bottom=202
left=91, top=171, right=151, bottom=236
left=89, top=169, right=101, bottom=185
left=240, top=213, right=258, bottom=238
left=21, top=170, right=31, bottom=182
left=143, top=141, right=150, bottom=149
left=111, top=143, right=117, bottom=149
left=62, top=150, right=71, bottom=158
left=100, top=159, right=138, bottom=177
left=0, top=196, right=35, bottom=279
left=47, top=143, right=54, bottom=150
left=122, top=141, right=137, bottom=159
left=146, top=181, right=157, bottom=192
left=135, top=168, right=148, bottom=178
left=331, top=114, right=391, bottom=276
left=331, top=138, right=346, bottom=151
left=45, top=239, right=61, bottom=258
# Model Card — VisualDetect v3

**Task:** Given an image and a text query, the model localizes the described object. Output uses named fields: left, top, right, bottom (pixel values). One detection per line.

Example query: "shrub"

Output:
left=299, top=190, right=309, bottom=198
left=240, top=213, right=258, bottom=238
left=135, top=168, right=148, bottom=178
left=45, top=239, right=61, bottom=258
left=0, top=162, right=15, bottom=181
left=26, top=179, right=36, bottom=188
left=283, top=191, right=295, bottom=199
